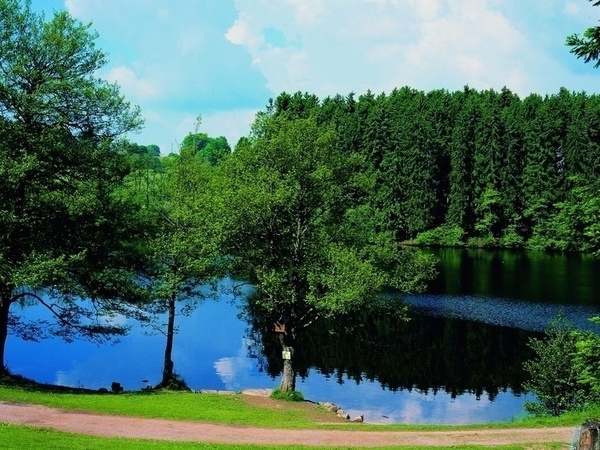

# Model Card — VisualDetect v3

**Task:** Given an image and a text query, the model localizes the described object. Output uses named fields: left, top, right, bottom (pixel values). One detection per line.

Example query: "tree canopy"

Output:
left=219, top=109, right=436, bottom=391
left=0, top=0, right=143, bottom=372
left=258, top=88, right=600, bottom=256
left=120, top=143, right=229, bottom=388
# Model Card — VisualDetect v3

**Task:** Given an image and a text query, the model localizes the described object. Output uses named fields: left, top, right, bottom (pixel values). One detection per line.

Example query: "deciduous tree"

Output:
left=0, top=0, right=143, bottom=373
left=220, top=112, right=436, bottom=391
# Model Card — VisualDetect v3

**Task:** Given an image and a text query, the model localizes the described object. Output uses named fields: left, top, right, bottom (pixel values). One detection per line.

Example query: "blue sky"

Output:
left=31, top=0, right=600, bottom=154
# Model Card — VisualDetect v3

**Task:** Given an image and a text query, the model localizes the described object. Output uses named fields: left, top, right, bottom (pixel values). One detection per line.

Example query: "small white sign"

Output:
left=282, top=351, right=291, bottom=360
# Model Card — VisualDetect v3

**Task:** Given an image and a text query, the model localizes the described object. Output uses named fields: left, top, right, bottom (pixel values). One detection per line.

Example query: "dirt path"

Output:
left=0, top=401, right=574, bottom=447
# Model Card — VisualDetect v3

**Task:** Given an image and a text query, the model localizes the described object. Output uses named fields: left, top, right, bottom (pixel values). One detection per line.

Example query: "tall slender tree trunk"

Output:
left=278, top=333, right=296, bottom=392
left=160, top=294, right=176, bottom=387
left=0, top=295, right=12, bottom=375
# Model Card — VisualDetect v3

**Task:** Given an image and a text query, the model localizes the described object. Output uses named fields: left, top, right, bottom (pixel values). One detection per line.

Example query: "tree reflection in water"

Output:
left=242, top=298, right=537, bottom=403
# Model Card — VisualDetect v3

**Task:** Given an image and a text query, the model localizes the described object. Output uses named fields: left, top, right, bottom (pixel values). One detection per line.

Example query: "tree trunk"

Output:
left=278, top=333, right=296, bottom=392
left=160, top=295, right=176, bottom=387
left=0, top=295, right=12, bottom=375
left=574, top=419, right=600, bottom=450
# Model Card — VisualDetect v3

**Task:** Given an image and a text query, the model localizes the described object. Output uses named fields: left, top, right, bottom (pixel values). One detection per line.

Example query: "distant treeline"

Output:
left=261, top=87, right=600, bottom=254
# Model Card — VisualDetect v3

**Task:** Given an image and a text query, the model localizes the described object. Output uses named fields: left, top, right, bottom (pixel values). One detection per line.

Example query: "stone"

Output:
left=352, top=415, right=364, bottom=423
left=241, top=389, right=272, bottom=397
left=337, top=410, right=350, bottom=420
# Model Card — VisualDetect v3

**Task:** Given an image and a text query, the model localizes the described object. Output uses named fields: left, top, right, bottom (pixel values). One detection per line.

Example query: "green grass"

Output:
left=0, top=385, right=320, bottom=429
left=270, top=387, right=305, bottom=402
left=0, top=375, right=582, bottom=449
left=0, top=424, right=566, bottom=450
left=0, top=378, right=576, bottom=450
left=0, top=376, right=590, bottom=431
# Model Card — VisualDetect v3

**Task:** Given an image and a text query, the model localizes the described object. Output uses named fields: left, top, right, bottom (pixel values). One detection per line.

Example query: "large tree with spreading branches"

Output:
left=0, top=0, right=143, bottom=373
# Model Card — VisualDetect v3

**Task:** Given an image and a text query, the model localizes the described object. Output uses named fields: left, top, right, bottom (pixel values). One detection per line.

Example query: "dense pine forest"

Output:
left=256, top=87, right=599, bottom=255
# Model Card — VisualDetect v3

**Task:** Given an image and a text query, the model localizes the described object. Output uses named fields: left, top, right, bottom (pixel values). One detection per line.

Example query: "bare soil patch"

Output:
left=240, top=392, right=349, bottom=424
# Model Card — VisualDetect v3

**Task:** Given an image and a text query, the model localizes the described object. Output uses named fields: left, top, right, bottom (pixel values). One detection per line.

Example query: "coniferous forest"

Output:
left=263, top=87, right=600, bottom=255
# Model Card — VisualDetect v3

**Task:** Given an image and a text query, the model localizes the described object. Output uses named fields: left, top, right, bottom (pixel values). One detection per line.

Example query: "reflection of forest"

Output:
left=426, top=248, right=600, bottom=305
left=245, top=304, right=537, bottom=402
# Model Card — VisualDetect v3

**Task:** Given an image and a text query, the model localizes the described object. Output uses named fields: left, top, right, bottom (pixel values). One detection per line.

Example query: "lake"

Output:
left=6, top=248, right=600, bottom=424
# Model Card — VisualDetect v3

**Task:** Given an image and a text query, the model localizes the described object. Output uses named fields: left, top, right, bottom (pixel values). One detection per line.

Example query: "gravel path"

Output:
left=0, top=401, right=574, bottom=447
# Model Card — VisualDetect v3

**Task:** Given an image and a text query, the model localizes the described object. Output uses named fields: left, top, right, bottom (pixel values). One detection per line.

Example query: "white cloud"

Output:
left=64, top=0, right=85, bottom=17
left=285, top=0, right=326, bottom=25
left=213, top=339, right=255, bottom=390
left=105, top=66, right=159, bottom=101
left=202, top=109, right=259, bottom=146
left=408, top=0, right=442, bottom=20
left=228, top=0, right=593, bottom=98
left=226, top=14, right=262, bottom=47
left=565, top=1, right=581, bottom=16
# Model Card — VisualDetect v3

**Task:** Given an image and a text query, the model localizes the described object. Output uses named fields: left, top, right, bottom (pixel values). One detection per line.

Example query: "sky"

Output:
left=30, top=0, right=600, bottom=154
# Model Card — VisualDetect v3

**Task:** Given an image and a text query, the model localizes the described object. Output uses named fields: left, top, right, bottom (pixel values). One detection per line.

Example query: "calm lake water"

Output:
left=6, top=248, right=600, bottom=424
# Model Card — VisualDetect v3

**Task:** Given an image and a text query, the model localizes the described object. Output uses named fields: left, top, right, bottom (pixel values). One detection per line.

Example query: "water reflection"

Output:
left=245, top=302, right=534, bottom=401
left=427, top=248, right=600, bottom=305
left=5, top=250, right=600, bottom=424
left=405, top=294, right=600, bottom=332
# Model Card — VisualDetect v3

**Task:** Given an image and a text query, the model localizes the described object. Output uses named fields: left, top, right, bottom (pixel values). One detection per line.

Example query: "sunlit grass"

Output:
left=0, top=385, right=322, bottom=429
left=0, top=374, right=590, bottom=433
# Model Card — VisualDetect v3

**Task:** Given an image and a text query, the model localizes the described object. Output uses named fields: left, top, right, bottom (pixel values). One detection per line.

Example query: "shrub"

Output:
left=467, top=234, right=496, bottom=248
left=415, top=225, right=464, bottom=247
left=499, top=225, right=524, bottom=248
left=572, top=319, right=600, bottom=405
left=157, top=373, right=189, bottom=391
left=523, top=316, right=580, bottom=416
left=270, top=388, right=305, bottom=402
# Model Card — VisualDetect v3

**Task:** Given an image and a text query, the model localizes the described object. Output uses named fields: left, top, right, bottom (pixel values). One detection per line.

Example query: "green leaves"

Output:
left=566, top=13, right=600, bottom=68
left=523, top=316, right=580, bottom=416
left=524, top=313, right=600, bottom=416
left=0, top=0, right=144, bottom=361
left=307, top=244, right=386, bottom=316
left=220, top=109, right=437, bottom=340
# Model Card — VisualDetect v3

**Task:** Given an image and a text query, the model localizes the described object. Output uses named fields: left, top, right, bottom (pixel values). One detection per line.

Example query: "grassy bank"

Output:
left=0, top=378, right=592, bottom=431
left=0, top=376, right=582, bottom=449
left=0, top=385, right=323, bottom=429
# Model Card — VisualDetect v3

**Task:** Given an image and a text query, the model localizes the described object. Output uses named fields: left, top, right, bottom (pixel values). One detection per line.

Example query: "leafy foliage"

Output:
left=572, top=319, right=600, bottom=405
left=566, top=0, right=600, bottom=67
left=523, top=316, right=581, bottom=416
left=219, top=111, right=437, bottom=391
left=0, top=0, right=142, bottom=371
left=120, top=141, right=230, bottom=388
left=415, top=225, right=464, bottom=247
left=270, top=388, right=305, bottom=402
left=259, top=87, right=600, bottom=254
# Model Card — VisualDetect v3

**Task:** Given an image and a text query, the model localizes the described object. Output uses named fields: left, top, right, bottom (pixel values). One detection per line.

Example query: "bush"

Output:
left=499, top=225, right=524, bottom=248
left=467, top=234, right=496, bottom=248
left=270, top=388, right=305, bottom=402
left=415, top=225, right=464, bottom=247
left=523, top=316, right=581, bottom=416
left=572, top=319, right=600, bottom=405
left=156, top=373, right=189, bottom=391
